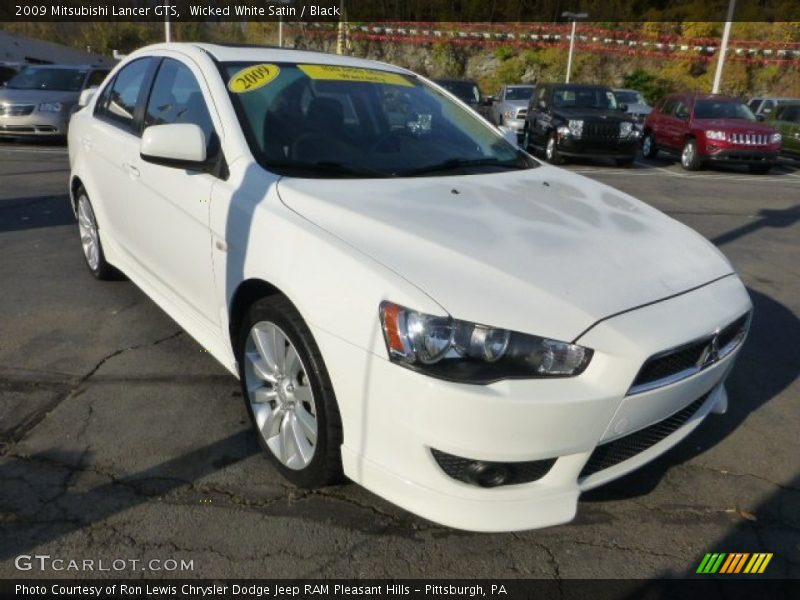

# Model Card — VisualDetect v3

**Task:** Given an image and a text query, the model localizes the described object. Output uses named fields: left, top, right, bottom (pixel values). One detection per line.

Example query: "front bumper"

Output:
left=705, top=148, right=778, bottom=165
left=0, top=108, right=70, bottom=137
left=501, top=117, right=526, bottom=136
left=313, top=275, right=751, bottom=531
left=557, top=135, right=638, bottom=159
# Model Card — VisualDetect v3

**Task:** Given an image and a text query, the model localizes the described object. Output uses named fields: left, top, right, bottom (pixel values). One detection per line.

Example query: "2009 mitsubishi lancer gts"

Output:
left=67, top=43, right=752, bottom=532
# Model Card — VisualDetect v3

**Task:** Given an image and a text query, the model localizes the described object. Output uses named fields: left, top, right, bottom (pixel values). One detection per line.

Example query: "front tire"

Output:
left=680, top=138, right=703, bottom=171
left=545, top=132, right=565, bottom=165
left=76, top=190, right=119, bottom=280
left=237, top=295, right=343, bottom=488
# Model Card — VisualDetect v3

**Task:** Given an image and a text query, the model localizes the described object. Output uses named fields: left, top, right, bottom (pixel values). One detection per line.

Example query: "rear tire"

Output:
left=680, top=138, right=703, bottom=171
left=237, top=295, right=344, bottom=488
left=75, top=189, right=121, bottom=280
left=748, top=164, right=772, bottom=175
left=641, top=132, right=658, bottom=159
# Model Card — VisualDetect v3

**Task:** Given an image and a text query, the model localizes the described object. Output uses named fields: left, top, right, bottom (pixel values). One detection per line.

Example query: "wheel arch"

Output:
left=69, top=175, right=84, bottom=216
left=228, top=278, right=285, bottom=356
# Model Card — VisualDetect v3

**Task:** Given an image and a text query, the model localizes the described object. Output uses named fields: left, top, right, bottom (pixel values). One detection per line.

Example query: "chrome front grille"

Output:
left=0, top=104, right=35, bottom=117
left=516, top=109, right=527, bottom=119
left=628, top=313, right=750, bottom=395
left=727, top=132, right=768, bottom=145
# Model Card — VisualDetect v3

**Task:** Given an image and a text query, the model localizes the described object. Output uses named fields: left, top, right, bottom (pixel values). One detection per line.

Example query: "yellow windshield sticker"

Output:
left=228, top=64, right=280, bottom=93
left=298, top=64, right=413, bottom=87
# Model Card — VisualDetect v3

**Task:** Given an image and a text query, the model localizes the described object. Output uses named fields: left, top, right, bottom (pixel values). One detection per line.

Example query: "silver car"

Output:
left=0, top=64, right=110, bottom=140
left=612, top=88, right=652, bottom=127
left=488, top=84, right=536, bottom=137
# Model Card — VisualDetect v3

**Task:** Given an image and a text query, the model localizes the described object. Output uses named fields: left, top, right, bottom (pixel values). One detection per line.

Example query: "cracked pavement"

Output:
left=0, top=143, right=798, bottom=580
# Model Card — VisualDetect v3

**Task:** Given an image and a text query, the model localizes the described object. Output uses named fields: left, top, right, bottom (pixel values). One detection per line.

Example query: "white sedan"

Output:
left=68, top=43, right=752, bottom=532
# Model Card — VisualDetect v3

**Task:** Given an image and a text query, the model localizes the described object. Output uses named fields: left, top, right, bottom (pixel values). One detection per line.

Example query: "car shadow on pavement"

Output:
left=0, top=193, right=75, bottom=233
left=583, top=286, right=800, bottom=504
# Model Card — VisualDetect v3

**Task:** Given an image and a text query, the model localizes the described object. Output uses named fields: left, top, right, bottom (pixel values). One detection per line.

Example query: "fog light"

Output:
left=464, top=462, right=511, bottom=487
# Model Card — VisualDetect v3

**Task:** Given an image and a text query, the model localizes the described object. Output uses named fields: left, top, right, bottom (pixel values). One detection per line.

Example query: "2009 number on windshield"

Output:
left=228, top=64, right=280, bottom=93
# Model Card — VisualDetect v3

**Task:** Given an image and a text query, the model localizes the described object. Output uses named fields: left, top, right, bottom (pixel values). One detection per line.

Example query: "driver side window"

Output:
left=144, top=58, right=218, bottom=157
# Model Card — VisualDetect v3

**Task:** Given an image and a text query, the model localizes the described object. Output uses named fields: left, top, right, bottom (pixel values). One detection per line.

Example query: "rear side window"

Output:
left=144, top=58, right=218, bottom=156
left=748, top=99, right=761, bottom=112
left=96, top=58, right=151, bottom=132
left=661, top=99, right=678, bottom=116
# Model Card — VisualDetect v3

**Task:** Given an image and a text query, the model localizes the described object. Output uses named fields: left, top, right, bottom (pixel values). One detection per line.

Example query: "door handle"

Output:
left=123, top=163, right=140, bottom=178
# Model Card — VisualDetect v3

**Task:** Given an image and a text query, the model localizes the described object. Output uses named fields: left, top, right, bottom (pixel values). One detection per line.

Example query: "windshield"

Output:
left=694, top=100, right=756, bottom=121
left=6, top=67, right=87, bottom=91
left=224, top=62, right=534, bottom=178
left=437, top=81, right=480, bottom=104
left=554, top=87, right=618, bottom=109
left=613, top=91, right=644, bottom=105
left=505, top=87, right=535, bottom=101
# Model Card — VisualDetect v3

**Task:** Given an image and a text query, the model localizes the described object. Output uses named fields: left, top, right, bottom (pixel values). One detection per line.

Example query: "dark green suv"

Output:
left=769, top=103, right=800, bottom=160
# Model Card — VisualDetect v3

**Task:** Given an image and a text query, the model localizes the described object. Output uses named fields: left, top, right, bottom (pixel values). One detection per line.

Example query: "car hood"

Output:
left=694, top=118, right=776, bottom=134
left=277, top=167, right=733, bottom=342
left=0, top=88, right=79, bottom=104
left=626, top=103, right=652, bottom=115
left=554, top=107, right=631, bottom=122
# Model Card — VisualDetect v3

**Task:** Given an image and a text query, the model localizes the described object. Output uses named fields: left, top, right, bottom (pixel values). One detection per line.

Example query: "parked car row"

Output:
left=441, top=77, right=798, bottom=174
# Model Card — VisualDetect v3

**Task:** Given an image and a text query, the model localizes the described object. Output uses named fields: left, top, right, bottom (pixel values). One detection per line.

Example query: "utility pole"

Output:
left=562, top=12, right=588, bottom=83
left=164, top=0, right=171, bottom=42
left=336, top=1, right=347, bottom=55
left=712, top=0, right=736, bottom=94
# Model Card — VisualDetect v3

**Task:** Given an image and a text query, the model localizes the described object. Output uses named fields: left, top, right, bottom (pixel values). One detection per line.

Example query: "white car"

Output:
left=68, top=43, right=752, bottom=532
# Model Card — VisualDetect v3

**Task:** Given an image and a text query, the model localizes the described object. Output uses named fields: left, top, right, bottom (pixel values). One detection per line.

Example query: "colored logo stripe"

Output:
left=697, top=552, right=773, bottom=574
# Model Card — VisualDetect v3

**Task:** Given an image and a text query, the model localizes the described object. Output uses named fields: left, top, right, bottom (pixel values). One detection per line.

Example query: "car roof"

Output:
left=548, top=83, right=609, bottom=89
left=20, top=64, right=101, bottom=70
left=507, top=84, right=535, bottom=88
left=612, top=88, right=640, bottom=93
left=129, top=43, right=411, bottom=76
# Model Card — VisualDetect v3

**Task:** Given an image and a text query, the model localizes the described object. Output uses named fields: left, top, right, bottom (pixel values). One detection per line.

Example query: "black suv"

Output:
left=522, top=83, right=639, bottom=166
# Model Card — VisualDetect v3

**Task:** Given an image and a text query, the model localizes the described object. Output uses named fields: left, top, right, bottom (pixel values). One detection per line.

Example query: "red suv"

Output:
left=642, top=93, right=781, bottom=174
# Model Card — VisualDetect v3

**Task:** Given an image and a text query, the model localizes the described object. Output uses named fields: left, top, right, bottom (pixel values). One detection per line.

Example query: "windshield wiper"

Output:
left=264, top=160, right=390, bottom=178
left=397, top=157, right=528, bottom=176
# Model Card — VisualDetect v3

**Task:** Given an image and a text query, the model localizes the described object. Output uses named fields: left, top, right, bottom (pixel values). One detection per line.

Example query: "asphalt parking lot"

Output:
left=0, top=141, right=798, bottom=580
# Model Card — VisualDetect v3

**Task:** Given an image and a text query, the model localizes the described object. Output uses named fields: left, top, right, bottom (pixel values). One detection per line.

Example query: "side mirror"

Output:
left=497, top=125, right=518, bottom=146
left=538, top=100, right=547, bottom=110
left=618, top=103, right=628, bottom=112
left=78, top=86, right=98, bottom=108
left=756, top=114, right=766, bottom=122
left=483, top=95, right=494, bottom=106
left=140, top=123, right=208, bottom=170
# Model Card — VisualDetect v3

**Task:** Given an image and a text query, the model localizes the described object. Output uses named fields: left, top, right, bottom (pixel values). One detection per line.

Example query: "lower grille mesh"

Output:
left=579, top=391, right=711, bottom=478
left=431, top=449, right=556, bottom=486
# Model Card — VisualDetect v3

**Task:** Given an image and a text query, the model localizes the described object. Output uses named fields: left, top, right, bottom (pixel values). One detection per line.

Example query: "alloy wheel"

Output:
left=244, top=321, right=318, bottom=470
left=682, top=142, right=694, bottom=168
left=77, top=195, right=100, bottom=271
left=642, top=135, right=652, bottom=157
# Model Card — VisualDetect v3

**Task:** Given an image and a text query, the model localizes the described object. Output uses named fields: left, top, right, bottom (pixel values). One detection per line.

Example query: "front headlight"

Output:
left=38, top=102, right=64, bottom=112
left=380, top=302, right=593, bottom=384
left=503, top=109, right=516, bottom=120
left=619, top=122, right=634, bottom=138
left=771, top=132, right=782, bottom=144
left=705, top=130, right=727, bottom=141
left=568, top=119, right=583, bottom=138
